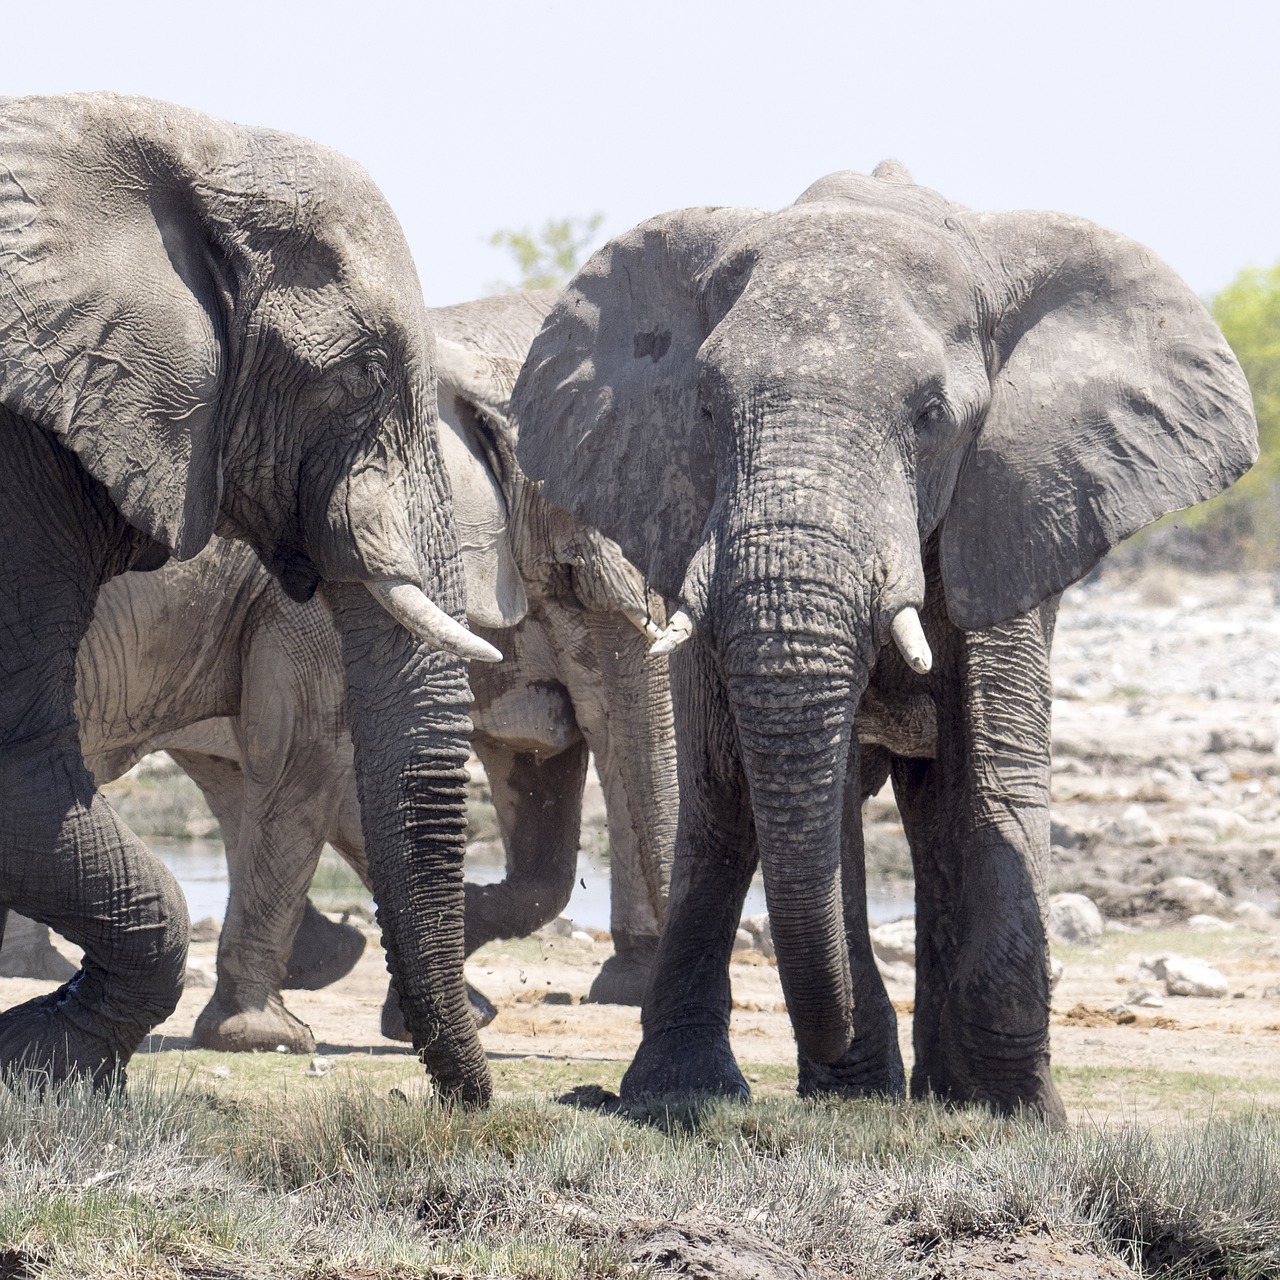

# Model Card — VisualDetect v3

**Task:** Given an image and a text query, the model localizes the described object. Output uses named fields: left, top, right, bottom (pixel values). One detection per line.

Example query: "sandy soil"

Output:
left=5, top=564, right=1280, bottom=1123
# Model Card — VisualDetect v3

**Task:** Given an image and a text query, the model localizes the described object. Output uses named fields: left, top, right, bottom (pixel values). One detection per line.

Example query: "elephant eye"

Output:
left=914, top=400, right=947, bottom=434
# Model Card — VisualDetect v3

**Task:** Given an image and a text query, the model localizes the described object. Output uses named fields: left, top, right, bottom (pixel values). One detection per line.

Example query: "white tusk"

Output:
left=649, top=608, right=694, bottom=656
left=366, top=579, right=504, bottom=663
left=622, top=607, right=664, bottom=643
left=890, top=607, right=932, bottom=675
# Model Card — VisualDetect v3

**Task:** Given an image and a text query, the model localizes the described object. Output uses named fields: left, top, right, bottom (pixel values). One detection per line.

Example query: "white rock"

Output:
left=539, top=916, right=575, bottom=938
left=875, top=958, right=915, bottom=987
left=1144, top=953, right=1229, bottom=999
left=869, top=918, right=915, bottom=966
left=1234, top=902, right=1278, bottom=933
left=1050, top=956, right=1064, bottom=991
left=182, top=962, right=216, bottom=989
left=1187, top=914, right=1238, bottom=932
left=306, top=1057, right=333, bottom=1077
left=570, top=930, right=594, bottom=945
left=732, top=928, right=755, bottom=954
left=1155, top=876, right=1231, bottom=917
left=1100, top=803, right=1166, bottom=846
left=1047, top=893, right=1104, bottom=947
left=1178, top=807, right=1249, bottom=841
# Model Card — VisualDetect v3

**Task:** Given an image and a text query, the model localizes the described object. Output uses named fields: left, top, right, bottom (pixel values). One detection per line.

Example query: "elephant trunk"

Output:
left=729, top=660, right=859, bottom=1064
left=325, top=581, right=490, bottom=1105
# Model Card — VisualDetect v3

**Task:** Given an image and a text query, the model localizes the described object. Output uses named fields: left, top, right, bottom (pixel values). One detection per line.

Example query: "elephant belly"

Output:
left=855, top=688, right=937, bottom=758
left=471, top=680, right=580, bottom=756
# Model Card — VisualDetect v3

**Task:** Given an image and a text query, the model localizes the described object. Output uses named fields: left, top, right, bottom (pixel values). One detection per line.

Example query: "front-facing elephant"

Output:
left=511, top=165, right=1257, bottom=1120
left=0, top=94, right=499, bottom=1101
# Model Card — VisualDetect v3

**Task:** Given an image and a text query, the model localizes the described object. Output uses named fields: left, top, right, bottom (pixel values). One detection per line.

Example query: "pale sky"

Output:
left=7, top=0, right=1277, bottom=304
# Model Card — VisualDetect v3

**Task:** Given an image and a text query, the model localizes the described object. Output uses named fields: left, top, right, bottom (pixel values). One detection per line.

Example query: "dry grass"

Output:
left=1, top=1064, right=1278, bottom=1279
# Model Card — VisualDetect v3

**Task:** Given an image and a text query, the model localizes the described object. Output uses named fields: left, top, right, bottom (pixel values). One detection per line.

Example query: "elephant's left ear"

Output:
left=941, top=211, right=1257, bottom=630
left=0, top=103, right=227, bottom=559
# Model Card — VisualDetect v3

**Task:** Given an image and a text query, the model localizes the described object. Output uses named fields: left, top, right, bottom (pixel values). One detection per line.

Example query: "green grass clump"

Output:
left=2, top=1070, right=1280, bottom=1279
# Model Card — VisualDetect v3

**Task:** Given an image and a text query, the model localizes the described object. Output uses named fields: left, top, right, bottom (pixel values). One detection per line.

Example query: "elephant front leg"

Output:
left=892, top=605, right=1064, bottom=1124
left=798, top=743, right=905, bottom=1099
left=464, top=736, right=589, bottom=952
left=620, top=641, right=755, bottom=1104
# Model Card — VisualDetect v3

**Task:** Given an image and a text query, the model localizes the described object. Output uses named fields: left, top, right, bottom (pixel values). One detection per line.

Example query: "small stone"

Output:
left=1155, top=876, right=1231, bottom=918
left=1178, top=806, right=1249, bottom=841
left=1047, top=893, right=1104, bottom=947
left=1234, top=902, right=1278, bottom=933
left=182, top=962, right=215, bottom=989
left=1187, top=914, right=1237, bottom=932
left=570, top=930, right=594, bottom=944
left=539, top=916, right=575, bottom=938
left=869, top=918, right=915, bottom=966
left=1145, top=953, right=1229, bottom=999
left=275, top=1044, right=289, bottom=1054
left=1127, top=985, right=1164, bottom=1008
left=209, top=1064, right=230, bottom=1079
left=741, top=913, right=774, bottom=959
left=189, top=916, right=221, bottom=943
left=306, top=1057, right=333, bottom=1077
left=1050, top=956, right=1064, bottom=991
left=1101, top=803, right=1166, bottom=847
left=733, top=928, right=755, bottom=954
left=541, top=991, right=573, bottom=1005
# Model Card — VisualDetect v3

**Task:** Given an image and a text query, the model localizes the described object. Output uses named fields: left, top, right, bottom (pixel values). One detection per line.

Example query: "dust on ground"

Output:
left=5, top=564, right=1280, bottom=1124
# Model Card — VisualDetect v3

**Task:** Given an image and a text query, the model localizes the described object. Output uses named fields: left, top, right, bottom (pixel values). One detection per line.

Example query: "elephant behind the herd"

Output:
left=0, top=94, right=500, bottom=1102
left=5, top=291, right=675, bottom=1056
left=511, top=164, right=1258, bottom=1121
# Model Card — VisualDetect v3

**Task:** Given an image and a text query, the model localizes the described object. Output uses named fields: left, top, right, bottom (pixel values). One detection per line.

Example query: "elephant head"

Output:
left=510, top=166, right=1257, bottom=1065
left=0, top=94, right=494, bottom=1100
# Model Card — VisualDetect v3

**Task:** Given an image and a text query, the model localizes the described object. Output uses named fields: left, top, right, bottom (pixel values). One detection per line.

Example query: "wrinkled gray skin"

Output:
left=512, top=165, right=1258, bottom=1121
left=31, top=291, right=676, bottom=1055
left=0, top=95, right=493, bottom=1102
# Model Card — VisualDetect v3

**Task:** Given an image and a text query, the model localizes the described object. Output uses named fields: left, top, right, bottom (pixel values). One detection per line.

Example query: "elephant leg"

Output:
left=0, top=912, right=78, bottom=982
left=463, top=736, right=588, bottom=953
left=798, top=743, right=905, bottom=1098
left=619, top=640, right=755, bottom=1103
left=173, top=655, right=344, bottom=1055
left=283, top=899, right=367, bottom=991
left=576, top=612, right=677, bottom=1007
left=0, top=408, right=187, bottom=1085
left=892, top=601, right=1064, bottom=1124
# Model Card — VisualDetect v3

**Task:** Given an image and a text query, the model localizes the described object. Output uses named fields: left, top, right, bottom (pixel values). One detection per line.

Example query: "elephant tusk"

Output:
left=366, top=579, right=504, bottom=663
left=890, top=607, right=932, bottom=675
left=622, top=607, right=664, bottom=643
left=649, top=608, right=694, bottom=656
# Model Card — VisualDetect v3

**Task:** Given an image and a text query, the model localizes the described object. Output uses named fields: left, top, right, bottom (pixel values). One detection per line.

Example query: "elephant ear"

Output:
left=0, top=102, right=227, bottom=559
left=511, top=207, right=767, bottom=600
left=434, top=339, right=527, bottom=629
left=941, top=212, right=1257, bottom=630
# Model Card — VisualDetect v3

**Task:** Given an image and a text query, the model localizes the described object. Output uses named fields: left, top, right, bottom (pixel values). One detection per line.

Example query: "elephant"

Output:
left=42, top=289, right=675, bottom=1055
left=0, top=94, right=501, bottom=1101
left=510, top=163, right=1258, bottom=1121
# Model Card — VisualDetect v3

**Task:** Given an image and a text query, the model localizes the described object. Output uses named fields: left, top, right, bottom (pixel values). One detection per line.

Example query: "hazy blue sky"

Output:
left=8, top=0, right=1276, bottom=303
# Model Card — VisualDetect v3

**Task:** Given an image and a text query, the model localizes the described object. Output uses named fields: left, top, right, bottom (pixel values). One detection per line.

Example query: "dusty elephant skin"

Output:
left=53, top=290, right=676, bottom=1054
left=0, top=94, right=492, bottom=1100
left=511, top=164, right=1258, bottom=1120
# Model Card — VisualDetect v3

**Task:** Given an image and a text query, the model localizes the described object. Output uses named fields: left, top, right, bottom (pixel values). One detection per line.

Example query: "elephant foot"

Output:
left=0, top=916, right=78, bottom=982
left=283, top=901, right=367, bottom=990
left=0, top=981, right=125, bottom=1090
left=585, top=933, right=657, bottom=1006
left=382, top=980, right=497, bottom=1042
left=191, top=986, right=315, bottom=1054
left=797, top=1040, right=906, bottom=1100
left=619, top=1028, right=749, bottom=1104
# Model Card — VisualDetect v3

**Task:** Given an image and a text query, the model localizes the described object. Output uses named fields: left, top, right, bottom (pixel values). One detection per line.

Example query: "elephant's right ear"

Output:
left=0, top=118, right=226, bottom=559
left=511, top=207, right=766, bottom=600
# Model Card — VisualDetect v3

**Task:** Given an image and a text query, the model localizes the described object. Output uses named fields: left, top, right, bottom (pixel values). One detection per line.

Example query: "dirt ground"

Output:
left=5, top=564, right=1280, bottom=1124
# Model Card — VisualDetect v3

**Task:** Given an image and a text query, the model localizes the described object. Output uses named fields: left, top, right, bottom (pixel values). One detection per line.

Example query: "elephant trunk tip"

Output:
left=793, top=1017, right=854, bottom=1067
left=366, top=578, right=504, bottom=663
left=890, top=607, right=932, bottom=675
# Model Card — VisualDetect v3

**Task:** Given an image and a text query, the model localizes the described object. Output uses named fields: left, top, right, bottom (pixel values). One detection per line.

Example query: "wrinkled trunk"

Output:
left=728, top=659, right=860, bottom=1065
left=325, top=582, right=489, bottom=1105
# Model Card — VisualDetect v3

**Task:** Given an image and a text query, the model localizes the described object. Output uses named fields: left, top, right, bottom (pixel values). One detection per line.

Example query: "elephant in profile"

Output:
left=53, top=290, right=677, bottom=1054
left=511, top=164, right=1257, bottom=1120
left=0, top=94, right=499, bottom=1100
